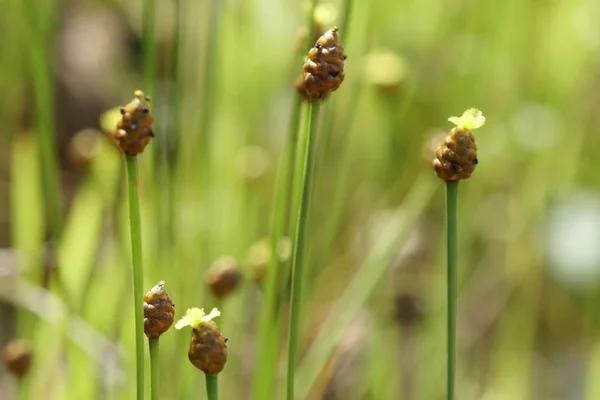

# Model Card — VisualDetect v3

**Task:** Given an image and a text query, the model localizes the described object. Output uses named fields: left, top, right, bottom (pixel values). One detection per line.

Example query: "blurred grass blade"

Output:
left=294, top=175, right=437, bottom=399
left=58, top=140, right=120, bottom=305
left=21, top=0, right=63, bottom=239
left=10, top=134, right=45, bottom=278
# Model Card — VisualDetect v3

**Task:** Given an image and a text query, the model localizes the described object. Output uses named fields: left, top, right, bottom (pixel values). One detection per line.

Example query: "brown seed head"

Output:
left=3, top=339, right=32, bottom=378
left=393, top=293, right=424, bottom=327
left=176, top=308, right=227, bottom=375
left=188, top=320, right=228, bottom=375
left=297, top=27, right=346, bottom=100
left=432, top=109, right=485, bottom=182
left=143, top=281, right=175, bottom=339
left=112, top=90, right=154, bottom=156
left=206, top=256, right=241, bottom=299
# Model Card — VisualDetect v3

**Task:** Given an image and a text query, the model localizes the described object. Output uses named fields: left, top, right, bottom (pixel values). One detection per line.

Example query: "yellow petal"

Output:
left=175, top=308, right=206, bottom=329
left=203, top=307, right=221, bottom=322
left=174, top=307, right=222, bottom=329
left=448, top=108, right=486, bottom=131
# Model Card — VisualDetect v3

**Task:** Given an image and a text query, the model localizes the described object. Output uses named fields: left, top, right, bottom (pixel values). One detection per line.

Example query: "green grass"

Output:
left=3, top=0, right=600, bottom=398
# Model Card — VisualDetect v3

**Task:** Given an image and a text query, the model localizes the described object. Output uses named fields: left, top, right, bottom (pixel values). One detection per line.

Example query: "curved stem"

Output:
left=286, top=100, right=320, bottom=400
left=125, top=155, right=145, bottom=400
left=205, top=374, right=219, bottom=400
left=445, top=181, right=459, bottom=400
left=149, top=338, right=160, bottom=400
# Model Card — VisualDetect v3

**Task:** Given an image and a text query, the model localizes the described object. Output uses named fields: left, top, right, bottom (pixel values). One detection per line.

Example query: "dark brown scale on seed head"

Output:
left=432, top=109, right=485, bottom=182
left=297, top=27, right=347, bottom=100
left=113, top=90, right=154, bottom=156
left=143, top=280, right=175, bottom=339
left=175, top=308, right=228, bottom=375
left=206, top=256, right=242, bottom=299
left=3, top=339, right=32, bottom=378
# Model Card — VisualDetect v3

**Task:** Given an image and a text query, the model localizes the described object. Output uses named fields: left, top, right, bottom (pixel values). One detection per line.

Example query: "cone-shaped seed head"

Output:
left=3, top=339, right=32, bottom=378
left=175, top=308, right=227, bottom=375
left=144, top=280, right=175, bottom=338
left=433, top=108, right=485, bottom=182
left=297, top=27, right=347, bottom=100
left=207, top=256, right=241, bottom=299
left=113, top=90, right=154, bottom=156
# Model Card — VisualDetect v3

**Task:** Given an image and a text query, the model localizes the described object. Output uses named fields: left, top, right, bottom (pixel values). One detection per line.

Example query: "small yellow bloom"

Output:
left=175, top=308, right=221, bottom=330
left=448, top=108, right=486, bottom=131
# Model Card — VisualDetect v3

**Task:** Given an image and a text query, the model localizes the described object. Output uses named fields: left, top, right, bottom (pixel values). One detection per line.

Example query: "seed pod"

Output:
left=3, top=339, right=32, bottom=378
left=112, top=90, right=154, bottom=156
left=297, top=27, right=347, bottom=100
left=143, top=281, right=175, bottom=339
left=246, top=237, right=291, bottom=286
left=432, top=109, right=485, bottom=182
left=206, top=256, right=241, bottom=299
left=175, top=308, right=228, bottom=375
left=394, top=293, right=424, bottom=327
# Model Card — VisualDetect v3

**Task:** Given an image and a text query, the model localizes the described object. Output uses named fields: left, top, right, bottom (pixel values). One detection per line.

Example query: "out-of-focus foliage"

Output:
left=2, top=0, right=600, bottom=398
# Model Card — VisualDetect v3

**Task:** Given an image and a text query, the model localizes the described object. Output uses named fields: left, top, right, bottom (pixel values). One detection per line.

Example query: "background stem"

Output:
left=446, top=181, right=459, bottom=400
left=205, top=374, right=219, bottom=400
left=149, top=338, right=160, bottom=400
left=125, top=155, right=145, bottom=400
left=286, top=100, right=320, bottom=400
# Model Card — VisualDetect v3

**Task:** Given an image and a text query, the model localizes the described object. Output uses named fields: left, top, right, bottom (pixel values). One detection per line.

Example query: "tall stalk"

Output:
left=251, top=1, right=318, bottom=397
left=125, top=155, right=146, bottom=400
left=205, top=374, right=219, bottom=400
left=149, top=338, right=160, bottom=400
left=286, top=100, right=321, bottom=400
left=445, top=181, right=458, bottom=400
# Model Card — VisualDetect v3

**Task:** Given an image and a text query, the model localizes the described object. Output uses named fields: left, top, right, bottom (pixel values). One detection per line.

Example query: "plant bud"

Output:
left=206, top=256, right=241, bottom=299
left=433, top=108, right=485, bottom=182
left=144, top=281, right=175, bottom=339
left=297, top=27, right=347, bottom=100
left=112, top=90, right=154, bottom=155
left=3, top=339, right=32, bottom=378
left=175, top=308, right=228, bottom=375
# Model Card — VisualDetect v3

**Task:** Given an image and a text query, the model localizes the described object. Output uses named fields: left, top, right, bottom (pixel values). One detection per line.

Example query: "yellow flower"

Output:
left=175, top=308, right=221, bottom=329
left=448, top=108, right=486, bottom=131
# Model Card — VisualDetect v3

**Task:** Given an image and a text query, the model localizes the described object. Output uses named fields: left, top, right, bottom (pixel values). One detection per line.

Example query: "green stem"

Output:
left=251, top=95, right=302, bottom=400
left=125, top=155, right=145, bottom=400
left=445, top=181, right=459, bottom=400
left=149, top=338, right=160, bottom=400
left=251, top=1, right=318, bottom=396
left=286, top=100, right=320, bottom=400
left=205, top=374, right=219, bottom=400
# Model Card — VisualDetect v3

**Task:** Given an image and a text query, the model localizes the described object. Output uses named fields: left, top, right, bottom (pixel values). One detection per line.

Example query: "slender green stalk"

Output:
left=251, top=94, right=302, bottom=400
left=445, top=181, right=459, bottom=400
left=205, top=374, right=219, bottom=400
left=251, top=1, right=318, bottom=396
left=149, top=338, right=160, bottom=400
left=125, top=155, right=146, bottom=400
left=286, top=100, right=321, bottom=400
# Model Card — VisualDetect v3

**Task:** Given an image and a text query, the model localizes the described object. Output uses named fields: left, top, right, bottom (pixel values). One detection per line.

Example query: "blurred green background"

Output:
left=2, top=0, right=600, bottom=398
